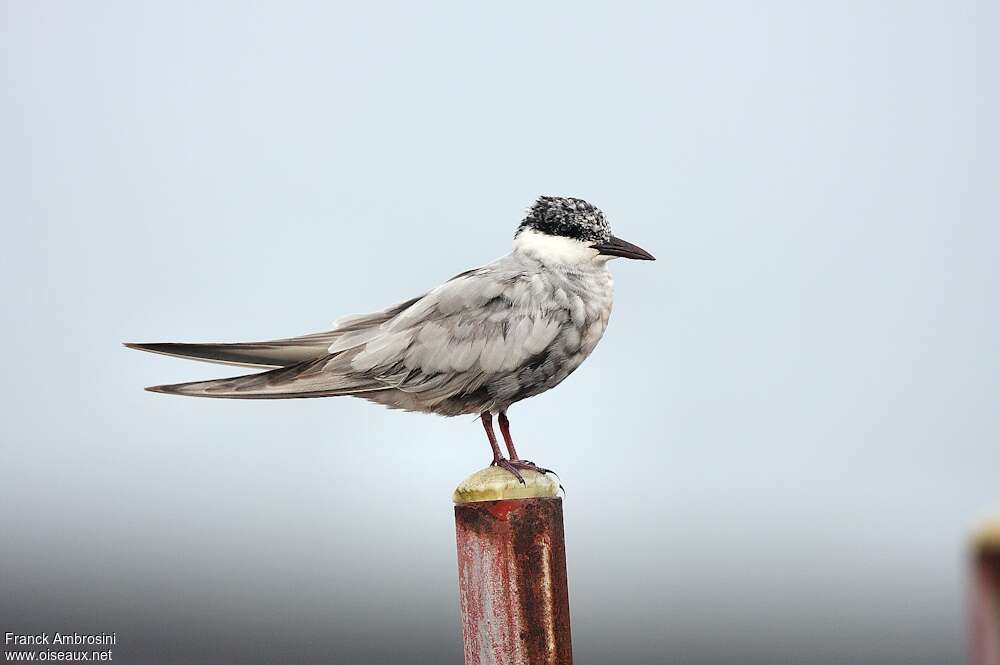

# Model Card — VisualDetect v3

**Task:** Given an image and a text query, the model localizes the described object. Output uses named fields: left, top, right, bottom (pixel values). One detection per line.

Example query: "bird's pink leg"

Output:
left=497, top=411, right=553, bottom=476
left=482, top=412, right=530, bottom=485
left=498, top=411, right=521, bottom=461
left=481, top=412, right=505, bottom=464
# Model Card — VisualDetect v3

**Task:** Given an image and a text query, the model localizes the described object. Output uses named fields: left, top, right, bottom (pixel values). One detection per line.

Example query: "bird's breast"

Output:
left=574, top=269, right=614, bottom=355
left=535, top=265, right=613, bottom=366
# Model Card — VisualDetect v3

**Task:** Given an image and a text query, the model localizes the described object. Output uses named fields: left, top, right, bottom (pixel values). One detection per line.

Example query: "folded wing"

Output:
left=125, top=296, right=422, bottom=369
left=141, top=266, right=571, bottom=405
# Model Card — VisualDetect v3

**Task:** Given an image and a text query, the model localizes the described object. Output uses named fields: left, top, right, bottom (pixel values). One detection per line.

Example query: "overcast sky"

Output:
left=2, top=2, right=998, bottom=664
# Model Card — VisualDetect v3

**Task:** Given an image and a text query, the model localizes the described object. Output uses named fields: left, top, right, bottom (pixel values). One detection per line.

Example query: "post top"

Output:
left=453, top=465, right=560, bottom=504
left=974, top=514, right=1000, bottom=552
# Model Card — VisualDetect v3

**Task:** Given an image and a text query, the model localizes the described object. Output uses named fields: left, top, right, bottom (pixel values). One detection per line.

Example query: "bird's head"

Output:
left=513, top=196, right=655, bottom=264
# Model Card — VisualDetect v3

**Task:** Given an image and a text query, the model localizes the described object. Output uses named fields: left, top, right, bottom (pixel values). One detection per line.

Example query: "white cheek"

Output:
left=513, top=229, right=601, bottom=265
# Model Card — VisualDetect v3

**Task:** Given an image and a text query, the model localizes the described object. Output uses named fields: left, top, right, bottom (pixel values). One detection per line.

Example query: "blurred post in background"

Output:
left=970, top=515, right=1000, bottom=665
left=453, top=467, right=572, bottom=665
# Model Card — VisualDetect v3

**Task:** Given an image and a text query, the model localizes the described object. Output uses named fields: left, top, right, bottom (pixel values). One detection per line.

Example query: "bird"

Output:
left=126, top=196, right=654, bottom=482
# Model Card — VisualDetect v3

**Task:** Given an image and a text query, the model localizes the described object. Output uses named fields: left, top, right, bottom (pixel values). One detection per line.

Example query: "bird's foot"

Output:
left=509, top=459, right=555, bottom=475
left=491, top=458, right=555, bottom=485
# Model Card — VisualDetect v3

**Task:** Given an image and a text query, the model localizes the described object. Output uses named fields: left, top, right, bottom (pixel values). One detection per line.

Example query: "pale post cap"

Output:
left=453, top=465, right=560, bottom=504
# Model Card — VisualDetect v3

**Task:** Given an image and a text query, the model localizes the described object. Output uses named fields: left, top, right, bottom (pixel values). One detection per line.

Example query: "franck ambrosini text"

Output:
left=5, top=632, right=115, bottom=662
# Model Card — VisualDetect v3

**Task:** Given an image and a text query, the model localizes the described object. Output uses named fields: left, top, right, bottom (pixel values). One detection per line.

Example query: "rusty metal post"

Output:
left=453, top=467, right=572, bottom=665
left=970, top=516, right=1000, bottom=665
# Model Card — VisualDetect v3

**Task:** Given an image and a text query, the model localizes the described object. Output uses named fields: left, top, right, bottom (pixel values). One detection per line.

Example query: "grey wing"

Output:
left=126, top=296, right=422, bottom=369
left=146, top=267, right=572, bottom=408
left=350, top=268, right=573, bottom=412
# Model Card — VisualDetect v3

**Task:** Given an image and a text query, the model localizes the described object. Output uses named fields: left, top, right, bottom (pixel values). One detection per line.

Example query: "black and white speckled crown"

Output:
left=516, top=196, right=611, bottom=242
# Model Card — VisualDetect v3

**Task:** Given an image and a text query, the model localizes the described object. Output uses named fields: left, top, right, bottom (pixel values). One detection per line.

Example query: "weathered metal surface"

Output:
left=971, top=517, right=1000, bottom=665
left=455, top=497, right=572, bottom=665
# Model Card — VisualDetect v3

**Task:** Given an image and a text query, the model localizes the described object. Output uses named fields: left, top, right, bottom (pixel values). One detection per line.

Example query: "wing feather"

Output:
left=140, top=263, right=573, bottom=407
left=126, top=296, right=422, bottom=368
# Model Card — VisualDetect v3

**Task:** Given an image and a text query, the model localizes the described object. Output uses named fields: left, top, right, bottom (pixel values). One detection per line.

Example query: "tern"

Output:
left=126, top=196, right=654, bottom=481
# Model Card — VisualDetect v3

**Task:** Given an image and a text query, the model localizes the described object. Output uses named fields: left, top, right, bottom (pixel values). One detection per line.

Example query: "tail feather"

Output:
left=123, top=331, right=340, bottom=369
left=126, top=295, right=429, bottom=395
left=125, top=295, right=426, bottom=370
left=144, top=354, right=389, bottom=399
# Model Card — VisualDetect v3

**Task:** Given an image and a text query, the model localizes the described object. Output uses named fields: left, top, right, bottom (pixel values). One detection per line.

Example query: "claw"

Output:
left=510, top=459, right=554, bottom=475
left=492, top=458, right=527, bottom=484
left=489, top=457, right=563, bottom=490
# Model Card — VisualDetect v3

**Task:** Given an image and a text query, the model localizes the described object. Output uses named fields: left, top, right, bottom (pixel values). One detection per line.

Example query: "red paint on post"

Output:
left=455, top=497, right=573, bottom=665
left=484, top=499, right=521, bottom=521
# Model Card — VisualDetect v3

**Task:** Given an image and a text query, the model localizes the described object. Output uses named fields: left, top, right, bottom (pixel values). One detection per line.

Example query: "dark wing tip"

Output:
left=144, top=383, right=194, bottom=395
left=124, top=342, right=162, bottom=352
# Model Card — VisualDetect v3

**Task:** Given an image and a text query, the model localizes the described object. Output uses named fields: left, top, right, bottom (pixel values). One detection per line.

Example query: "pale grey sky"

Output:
left=2, top=2, right=998, bottom=663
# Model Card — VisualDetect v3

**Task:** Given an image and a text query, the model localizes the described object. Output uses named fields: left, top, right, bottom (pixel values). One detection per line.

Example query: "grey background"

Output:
left=2, top=2, right=997, bottom=664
